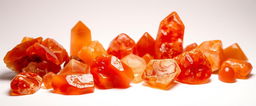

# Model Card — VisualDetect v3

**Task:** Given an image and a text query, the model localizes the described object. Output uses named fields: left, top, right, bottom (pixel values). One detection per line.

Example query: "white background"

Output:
left=0, top=0, right=256, bottom=106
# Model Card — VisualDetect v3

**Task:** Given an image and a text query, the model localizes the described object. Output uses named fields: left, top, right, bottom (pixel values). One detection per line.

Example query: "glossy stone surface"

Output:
left=107, top=33, right=135, bottom=59
left=142, top=53, right=154, bottom=64
left=52, top=59, right=94, bottom=95
left=91, top=55, right=134, bottom=89
left=78, top=41, right=107, bottom=64
left=174, top=49, right=212, bottom=84
left=71, top=21, right=91, bottom=58
left=222, top=59, right=252, bottom=79
left=133, top=32, right=155, bottom=57
left=155, top=12, right=185, bottom=59
left=218, top=65, right=236, bottom=83
left=184, top=43, right=198, bottom=52
left=223, top=43, right=248, bottom=61
left=142, top=59, right=181, bottom=89
left=198, top=40, right=224, bottom=72
left=10, top=72, right=42, bottom=96
left=43, top=72, right=56, bottom=89
left=121, top=54, right=146, bottom=83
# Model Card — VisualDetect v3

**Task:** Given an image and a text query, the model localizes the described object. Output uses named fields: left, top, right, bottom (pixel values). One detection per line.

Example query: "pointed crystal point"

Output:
left=71, top=21, right=91, bottom=58
left=134, top=32, right=155, bottom=57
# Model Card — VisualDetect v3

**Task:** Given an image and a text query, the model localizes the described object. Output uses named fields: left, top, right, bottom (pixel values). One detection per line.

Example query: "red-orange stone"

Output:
left=78, top=41, right=107, bottom=64
left=155, top=12, right=185, bottom=59
left=142, top=53, right=154, bottom=64
left=184, top=43, right=198, bottom=52
left=10, top=72, right=42, bottom=96
left=107, top=33, right=135, bottom=59
left=42, top=38, right=69, bottom=65
left=133, top=32, right=155, bottom=57
left=52, top=59, right=94, bottom=95
left=4, top=37, right=42, bottom=72
left=174, top=49, right=212, bottom=84
left=223, top=43, right=248, bottom=61
left=91, top=55, right=134, bottom=89
left=222, top=59, right=252, bottom=79
left=22, top=61, right=60, bottom=77
left=43, top=72, right=56, bottom=89
left=218, top=64, right=236, bottom=83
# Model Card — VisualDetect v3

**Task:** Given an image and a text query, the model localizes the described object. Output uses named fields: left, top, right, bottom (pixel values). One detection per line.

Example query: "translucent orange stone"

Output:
left=142, top=59, right=181, bottom=89
left=121, top=54, right=146, bottom=83
left=43, top=72, right=56, bottom=89
left=218, top=64, right=236, bottom=83
left=22, top=61, right=60, bottom=77
left=91, top=55, right=134, bottom=89
left=10, top=72, right=42, bottom=96
left=142, top=53, right=154, bottom=64
left=222, top=59, right=252, bottom=79
left=198, top=40, right=224, bottom=72
left=52, top=59, right=94, bottom=95
left=184, top=43, right=198, bottom=52
left=223, top=43, right=248, bottom=61
left=21, top=37, right=34, bottom=43
left=42, top=38, right=69, bottom=65
left=155, top=12, right=185, bottom=59
left=4, top=37, right=42, bottom=72
left=133, top=32, right=155, bottom=57
left=71, top=21, right=91, bottom=58
left=78, top=41, right=107, bottom=64
left=107, top=33, right=135, bottom=59
left=174, top=49, right=212, bottom=84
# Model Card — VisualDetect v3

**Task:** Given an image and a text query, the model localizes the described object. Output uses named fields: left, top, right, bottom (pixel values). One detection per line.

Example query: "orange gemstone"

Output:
left=121, top=54, right=146, bottom=83
left=70, top=21, right=91, bottom=58
left=10, top=72, right=42, bottom=96
left=52, top=59, right=94, bottom=95
left=107, top=33, right=135, bottom=59
left=43, top=72, right=56, bottom=89
left=142, top=53, right=154, bottom=64
left=218, top=64, right=236, bottom=83
left=223, top=43, right=248, bottom=61
left=133, top=32, right=155, bottom=57
left=21, top=37, right=34, bottom=43
left=4, top=37, right=42, bottom=72
left=184, top=43, right=198, bottom=52
left=78, top=41, right=107, bottom=64
left=222, top=59, right=252, bottom=79
left=174, top=49, right=212, bottom=84
left=198, top=40, right=224, bottom=72
left=91, top=55, right=134, bottom=89
left=155, top=12, right=185, bottom=59
left=142, top=59, right=181, bottom=89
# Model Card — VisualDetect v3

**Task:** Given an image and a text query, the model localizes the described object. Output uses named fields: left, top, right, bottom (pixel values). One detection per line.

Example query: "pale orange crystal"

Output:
left=71, top=21, right=91, bottom=58
left=121, top=54, right=146, bottom=83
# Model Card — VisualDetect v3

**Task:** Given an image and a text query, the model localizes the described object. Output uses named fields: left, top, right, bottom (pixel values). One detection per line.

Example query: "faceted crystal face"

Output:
left=184, top=43, right=198, bottom=52
left=198, top=40, right=224, bottom=72
left=174, top=49, right=212, bottom=84
left=10, top=72, right=42, bottom=96
left=155, top=12, right=185, bottom=59
left=223, top=43, right=248, bottom=61
left=52, top=59, right=94, bottom=95
left=218, top=64, right=236, bottom=83
left=58, top=59, right=90, bottom=75
left=142, top=59, right=181, bottom=89
left=43, top=72, right=56, bottom=89
left=222, top=59, right=252, bottom=79
left=133, top=32, right=155, bottom=57
left=107, top=33, right=135, bottom=59
left=71, top=21, right=91, bottom=58
left=78, top=41, right=107, bottom=64
left=91, top=55, right=134, bottom=89
left=121, top=54, right=147, bottom=83
left=52, top=74, right=94, bottom=95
